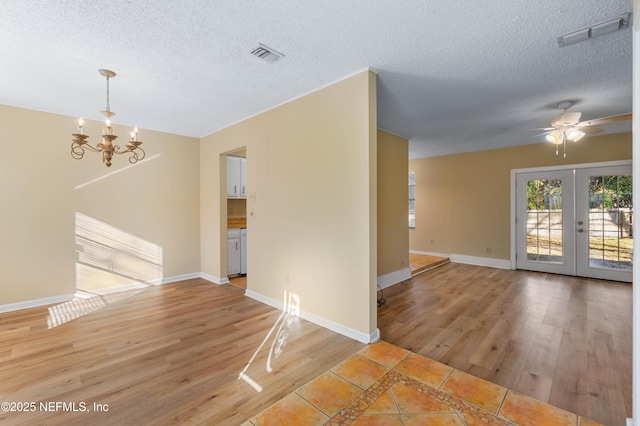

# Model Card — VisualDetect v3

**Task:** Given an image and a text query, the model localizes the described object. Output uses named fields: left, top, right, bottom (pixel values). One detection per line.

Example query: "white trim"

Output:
left=511, top=159, right=631, bottom=175
left=0, top=273, right=207, bottom=312
left=244, top=289, right=377, bottom=344
left=85, top=282, right=153, bottom=295
left=81, top=273, right=205, bottom=295
left=450, top=254, right=511, bottom=269
left=200, top=273, right=230, bottom=285
left=510, top=159, right=633, bottom=270
left=0, top=293, right=74, bottom=313
left=75, top=274, right=201, bottom=295
left=410, top=250, right=508, bottom=270
left=200, top=67, right=373, bottom=138
left=369, top=328, right=381, bottom=343
left=160, top=273, right=202, bottom=284
left=410, top=249, right=450, bottom=258
left=632, top=2, right=639, bottom=422
left=377, top=267, right=411, bottom=290
left=142, top=272, right=200, bottom=288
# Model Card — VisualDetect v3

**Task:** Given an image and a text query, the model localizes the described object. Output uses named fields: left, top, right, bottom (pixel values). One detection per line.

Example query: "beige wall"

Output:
left=200, top=70, right=378, bottom=339
left=409, top=132, right=632, bottom=260
left=0, top=105, right=201, bottom=306
left=377, top=130, right=409, bottom=277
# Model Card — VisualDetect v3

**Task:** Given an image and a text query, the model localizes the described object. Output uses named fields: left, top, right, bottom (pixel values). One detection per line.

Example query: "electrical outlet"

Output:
left=486, top=247, right=492, bottom=254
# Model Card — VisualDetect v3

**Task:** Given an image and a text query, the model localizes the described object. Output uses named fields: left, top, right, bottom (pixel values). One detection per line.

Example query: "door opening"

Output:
left=514, top=162, right=632, bottom=282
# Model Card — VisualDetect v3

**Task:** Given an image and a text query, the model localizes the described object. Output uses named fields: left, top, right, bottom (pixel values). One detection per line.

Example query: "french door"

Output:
left=516, top=164, right=632, bottom=282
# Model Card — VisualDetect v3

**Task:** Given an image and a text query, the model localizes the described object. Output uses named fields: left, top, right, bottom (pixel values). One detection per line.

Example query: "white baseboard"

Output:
left=377, top=267, right=411, bottom=290
left=200, top=273, right=230, bottom=285
left=83, top=273, right=203, bottom=295
left=159, top=273, right=202, bottom=284
left=0, top=293, right=74, bottom=313
left=410, top=250, right=510, bottom=270
left=627, top=418, right=633, bottom=426
left=245, top=289, right=378, bottom=344
left=450, top=254, right=511, bottom=269
left=0, top=272, right=207, bottom=313
left=410, top=249, right=450, bottom=258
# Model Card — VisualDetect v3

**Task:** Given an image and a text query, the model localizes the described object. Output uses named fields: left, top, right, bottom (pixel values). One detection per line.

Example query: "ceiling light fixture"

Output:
left=71, top=69, right=145, bottom=168
left=557, top=13, right=630, bottom=47
left=546, top=127, right=586, bottom=158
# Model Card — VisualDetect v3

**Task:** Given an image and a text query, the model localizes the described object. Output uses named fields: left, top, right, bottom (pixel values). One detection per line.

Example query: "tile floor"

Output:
left=244, top=341, right=603, bottom=426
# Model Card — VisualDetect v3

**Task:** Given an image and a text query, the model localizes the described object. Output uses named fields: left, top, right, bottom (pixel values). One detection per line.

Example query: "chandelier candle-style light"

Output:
left=71, top=69, right=145, bottom=167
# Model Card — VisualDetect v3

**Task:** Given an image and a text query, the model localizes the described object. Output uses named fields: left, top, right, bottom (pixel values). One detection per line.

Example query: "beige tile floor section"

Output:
left=245, top=341, right=604, bottom=426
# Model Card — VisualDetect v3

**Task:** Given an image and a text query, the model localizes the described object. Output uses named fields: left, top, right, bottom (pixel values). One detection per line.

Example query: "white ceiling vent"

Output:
left=250, top=43, right=285, bottom=63
left=557, top=13, right=631, bottom=47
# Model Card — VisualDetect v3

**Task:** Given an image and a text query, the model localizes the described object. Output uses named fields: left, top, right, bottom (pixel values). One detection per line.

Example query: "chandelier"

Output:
left=71, top=69, right=145, bottom=167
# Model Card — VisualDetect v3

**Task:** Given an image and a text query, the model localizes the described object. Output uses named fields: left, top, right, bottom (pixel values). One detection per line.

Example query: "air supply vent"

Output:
left=250, top=43, right=285, bottom=63
left=557, top=13, right=631, bottom=47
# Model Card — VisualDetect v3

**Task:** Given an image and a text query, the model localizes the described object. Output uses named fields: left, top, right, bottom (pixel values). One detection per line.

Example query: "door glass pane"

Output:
left=588, top=174, right=633, bottom=270
left=408, top=172, right=415, bottom=228
left=526, top=179, right=563, bottom=262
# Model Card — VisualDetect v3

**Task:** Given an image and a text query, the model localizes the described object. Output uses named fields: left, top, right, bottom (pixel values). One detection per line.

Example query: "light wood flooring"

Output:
left=230, top=275, right=247, bottom=289
left=409, top=252, right=449, bottom=276
left=0, top=279, right=362, bottom=425
left=378, top=262, right=632, bottom=426
left=0, top=265, right=632, bottom=426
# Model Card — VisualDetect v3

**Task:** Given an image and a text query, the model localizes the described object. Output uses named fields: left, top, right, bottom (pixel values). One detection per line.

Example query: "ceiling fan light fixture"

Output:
left=546, top=131, right=563, bottom=144
left=566, top=129, right=585, bottom=141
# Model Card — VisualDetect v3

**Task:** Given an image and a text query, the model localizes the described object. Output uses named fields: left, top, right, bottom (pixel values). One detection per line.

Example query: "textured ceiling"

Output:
left=0, top=1, right=633, bottom=159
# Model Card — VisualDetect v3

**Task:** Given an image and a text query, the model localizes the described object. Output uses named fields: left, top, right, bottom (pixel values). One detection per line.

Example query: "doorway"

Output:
left=514, top=162, right=632, bottom=282
left=223, top=147, right=248, bottom=289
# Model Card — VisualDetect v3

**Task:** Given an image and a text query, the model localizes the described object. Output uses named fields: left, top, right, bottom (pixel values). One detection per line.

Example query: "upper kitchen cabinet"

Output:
left=227, top=155, right=246, bottom=198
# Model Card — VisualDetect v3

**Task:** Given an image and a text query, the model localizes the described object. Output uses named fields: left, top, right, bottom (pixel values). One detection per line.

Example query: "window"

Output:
left=409, top=172, right=415, bottom=228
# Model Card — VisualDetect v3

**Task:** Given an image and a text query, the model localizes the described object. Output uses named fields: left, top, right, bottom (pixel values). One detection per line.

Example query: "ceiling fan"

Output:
left=543, top=101, right=632, bottom=157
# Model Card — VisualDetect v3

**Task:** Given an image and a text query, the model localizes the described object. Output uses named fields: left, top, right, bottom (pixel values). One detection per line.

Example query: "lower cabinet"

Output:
left=227, top=228, right=241, bottom=277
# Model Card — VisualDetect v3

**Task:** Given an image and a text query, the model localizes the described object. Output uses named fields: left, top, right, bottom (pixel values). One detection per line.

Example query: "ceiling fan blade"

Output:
left=577, top=113, right=632, bottom=127
left=580, top=126, right=604, bottom=135
left=559, top=111, right=582, bottom=125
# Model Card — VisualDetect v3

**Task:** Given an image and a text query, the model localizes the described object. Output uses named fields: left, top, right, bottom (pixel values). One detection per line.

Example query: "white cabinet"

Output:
left=227, top=156, right=246, bottom=198
left=227, top=228, right=241, bottom=276
left=240, top=228, right=247, bottom=274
